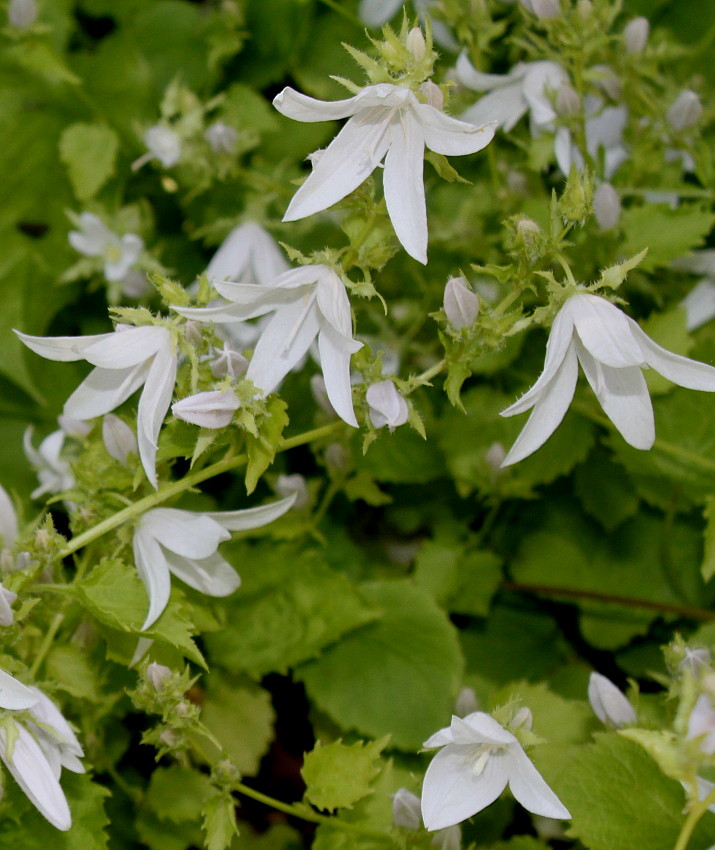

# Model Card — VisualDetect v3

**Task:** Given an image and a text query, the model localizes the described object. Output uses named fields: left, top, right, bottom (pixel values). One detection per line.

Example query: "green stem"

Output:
left=412, top=358, right=446, bottom=387
left=57, top=423, right=341, bottom=560
left=674, top=787, right=715, bottom=850
left=30, top=612, right=65, bottom=676
left=554, top=254, right=577, bottom=288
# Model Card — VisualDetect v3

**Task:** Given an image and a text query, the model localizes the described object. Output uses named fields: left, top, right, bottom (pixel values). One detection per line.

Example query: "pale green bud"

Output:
left=406, top=27, right=427, bottom=63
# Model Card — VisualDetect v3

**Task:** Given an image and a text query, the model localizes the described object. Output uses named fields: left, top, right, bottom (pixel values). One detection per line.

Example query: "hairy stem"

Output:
left=674, top=787, right=715, bottom=850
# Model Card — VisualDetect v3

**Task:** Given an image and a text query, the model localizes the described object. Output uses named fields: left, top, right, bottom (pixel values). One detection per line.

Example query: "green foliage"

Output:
left=302, top=737, right=389, bottom=812
left=59, top=124, right=119, bottom=202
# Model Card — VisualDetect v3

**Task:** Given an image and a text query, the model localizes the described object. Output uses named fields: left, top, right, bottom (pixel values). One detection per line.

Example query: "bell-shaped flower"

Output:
left=366, top=380, right=409, bottom=430
left=456, top=54, right=568, bottom=134
left=588, top=672, right=636, bottom=728
left=172, top=389, right=240, bottom=429
left=16, top=325, right=178, bottom=488
left=421, top=712, right=570, bottom=831
left=500, top=293, right=715, bottom=466
left=206, top=222, right=290, bottom=287
left=68, top=212, right=144, bottom=283
left=176, top=265, right=363, bottom=427
left=554, top=96, right=628, bottom=179
left=272, top=84, right=496, bottom=264
left=23, top=428, right=74, bottom=499
left=133, top=495, right=296, bottom=629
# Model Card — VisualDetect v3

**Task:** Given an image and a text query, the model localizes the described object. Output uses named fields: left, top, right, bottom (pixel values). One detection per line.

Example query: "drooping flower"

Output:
left=68, top=212, right=144, bottom=284
left=132, top=495, right=296, bottom=629
left=205, top=222, right=290, bottom=287
left=171, top=389, right=241, bottom=429
left=23, top=427, right=74, bottom=499
left=421, top=712, right=570, bottom=831
left=176, top=265, right=363, bottom=427
left=16, top=324, right=178, bottom=488
left=272, top=84, right=496, bottom=264
left=588, top=672, right=636, bottom=728
left=500, top=293, right=715, bottom=465
left=366, top=380, right=409, bottom=430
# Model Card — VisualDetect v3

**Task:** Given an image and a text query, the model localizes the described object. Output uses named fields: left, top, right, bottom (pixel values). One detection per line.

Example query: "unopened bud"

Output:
left=172, top=389, right=240, bottom=429
left=102, top=415, right=137, bottom=466
left=443, top=276, right=479, bottom=330
left=555, top=83, right=580, bottom=116
left=623, top=17, right=649, bottom=53
left=593, top=183, right=621, bottom=230
left=485, top=442, right=506, bottom=472
left=454, top=687, right=479, bottom=717
left=406, top=27, right=427, bottom=62
left=592, top=64, right=622, bottom=101
left=419, top=80, right=444, bottom=111
left=0, top=582, right=17, bottom=627
left=8, top=0, right=37, bottom=29
left=510, top=706, right=533, bottom=731
left=588, top=672, right=636, bottom=728
left=204, top=121, right=238, bottom=154
left=146, top=662, right=172, bottom=692
left=391, top=788, right=421, bottom=831
left=275, top=474, right=308, bottom=509
left=667, top=90, right=703, bottom=131
left=324, top=442, right=348, bottom=472
left=366, top=380, right=409, bottom=431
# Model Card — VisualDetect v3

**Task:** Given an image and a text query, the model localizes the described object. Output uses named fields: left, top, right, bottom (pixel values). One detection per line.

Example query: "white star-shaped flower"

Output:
left=16, top=325, right=178, bottom=488
left=177, top=264, right=363, bottom=427
left=69, top=212, right=144, bottom=283
left=205, top=222, right=290, bottom=287
left=500, top=293, right=715, bottom=465
left=421, top=712, right=570, bottom=831
left=133, top=495, right=295, bottom=629
left=272, top=83, right=496, bottom=264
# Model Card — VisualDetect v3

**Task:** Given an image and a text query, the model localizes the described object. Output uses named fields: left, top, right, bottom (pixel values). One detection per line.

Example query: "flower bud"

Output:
left=210, top=344, right=248, bottom=379
left=623, top=17, right=649, bottom=54
left=555, top=83, right=580, bottom=116
left=593, top=183, right=621, bottom=230
left=667, top=90, right=703, bottom=131
left=275, top=474, right=308, bottom=509
left=366, top=380, right=409, bottom=430
left=0, top=582, right=17, bottom=627
left=144, top=125, right=182, bottom=168
left=324, top=442, right=348, bottom=472
left=443, top=276, right=479, bottom=330
left=406, top=27, right=427, bottom=62
left=8, top=0, right=37, bottom=29
left=204, top=121, right=238, bottom=154
left=102, top=415, right=138, bottom=466
left=172, top=389, right=240, bottom=429
left=688, top=694, right=715, bottom=755
left=146, top=662, right=172, bottom=692
left=391, top=788, right=421, bottom=831
left=454, top=687, right=479, bottom=717
left=419, top=80, right=444, bottom=111
left=485, top=442, right=507, bottom=473
left=588, top=672, right=636, bottom=728
left=591, top=65, right=622, bottom=100
left=510, top=706, right=533, bottom=731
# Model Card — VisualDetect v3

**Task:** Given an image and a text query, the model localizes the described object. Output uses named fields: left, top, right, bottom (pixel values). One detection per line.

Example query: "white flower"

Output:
left=23, top=428, right=74, bottom=499
left=172, top=389, right=240, bottom=429
left=421, top=712, right=570, bottom=830
left=554, top=96, right=628, bottom=179
left=588, top=672, right=636, bottom=728
left=391, top=788, right=462, bottom=850
left=456, top=54, right=568, bottom=134
left=623, top=17, right=649, bottom=54
left=133, top=496, right=296, bottom=629
left=8, top=0, right=37, bottom=28
left=68, top=212, right=144, bottom=283
left=0, top=484, right=18, bottom=548
left=0, top=669, right=37, bottom=710
left=593, top=182, right=621, bottom=230
left=272, top=84, right=496, bottom=264
left=680, top=647, right=712, bottom=675
left=444, top=276, right=479, bottom=330
left=667, top=90, right=703, bottom=131
left=144, top=124, right=182, bottom=167
left=16, top=325, right=178, bottom=488
left=0, top=583, right=17, bottom=626
left=274, top=473, right=309, bottom=509
left=102, top=414, right=137, bottom=466
left=146, top=662, right=172, bottom=691
left=366, top=380, right=409, bottom=430
left=358, top=0, right=458, bottom=50
left=500, top=293, right=715, bottom=466
left=176, top=265, right=363, bottom=427
left=204, top=121, right=238, bottom=154
left=205, top=222, right=290, bottom=287
left=674, top=250, right=715, bottom=331
left=688, top=694, right=715, bottom=756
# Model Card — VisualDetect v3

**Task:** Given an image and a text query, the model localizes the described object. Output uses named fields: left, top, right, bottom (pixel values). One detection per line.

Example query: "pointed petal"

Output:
left=358, top=0, right=401, bottom=26
left=455, top=53, right=523, bottom=91
left=508, top=747, right=571, bottom=819
left=14, top=330, right=114, bottom=362
left=246, top=297, right=321, bottom=395
left=0, top=483, right=18, bottom=546
left=501, top=342, right=579, bottom=466
left=0, top=724, right=72, bottom=830
left=27, top=688, right=84, bottom=756
left=137, top=344, right=177, bottom=488
left=423, top=726, right=454, bottom=748
left=577, top=345, right=654, bottom=450
left=501, top=305, right=576, bottom=417
left=142, top=509, right=229, bottom=558
left=273, top=87, right=364, bottom=122
left=629, top=321, right=715, bottom=390
left=0, top=669, right=38, bottom=710
left=571, top=295, right=645, bottom=368
left=163, top=550, right=240, bottom=597
left=554, top=126, right=574, bottom=174
left=416, top=103, right=497, bottom=154
left=421, top=746, right=509, bottom=831
left=205, top=494, right=297, bottom=531
left=316, top=269, right=353, bottom=338
left=64, top=362, right=151, bottom=420
left=521, top=62, right=566, bottom=126
left=133, top=526, right=172, bottom=631
left=453, top=713, right=517, bottom=746
left=284, top=113, right=392, bottom=222
left=461, top=86, right=528, bottom=133
left=318, top=324, right=361, bottom=427
left=205, top=222, right=289, bottom=285
left=81, top=326, right=167, bottom=368
left=383, top=110, right=428, bottom=264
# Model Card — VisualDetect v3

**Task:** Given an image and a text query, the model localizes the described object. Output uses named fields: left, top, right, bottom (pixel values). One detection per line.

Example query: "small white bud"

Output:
left=204, top=121, right=238, bottom=154
left=146, top=662, right=172, bottom=692
left=485, top=442, right=507, bottom=472
left=510, top=706, right=533, bottom=731
left=593, top=183, right=621, bottom=230
left=391, top=788, right=421, bottom=831
left=454, top=687, right=479, bottom=717
left=623, top=17, right=649, bottom=54
left=366, top=380, right=409, bottom=430
left=274, top=474, right=308, bottom=509
left=667, top=90, right=703, bottom=131
left=688, top=694, right=715, bottom=755
left=8, top=0, right=37, bottom=29
left=433, top=825, right=461, bottom=850
left=102, top=415, right=137, bottom=466
left=144, top=125, right=182, bottom=168
left=172, top=389, right=240, bottom=429
left=419, top=80, right=444, bottom=111
left=444, top=276, right=479, bottom=330
left=592, top=64, right=622, bottom=100
left=0, top=583, right=17, bottom=627
left=555, top=83, right=580, bottom=116
left=406, top=27, right=427, bottom=62
left=210, top=344, right=248, bottom=379
left=588, top=672, right=636, bottom=728
left=324, top=442, right=348, bottom=472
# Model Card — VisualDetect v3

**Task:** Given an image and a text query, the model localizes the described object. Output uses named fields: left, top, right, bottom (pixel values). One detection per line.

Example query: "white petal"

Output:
left=501, top=342, right=579, bottom=466
left=421, top=745, right=509, bottom=831
left=102, top=414, right=137, bottom=465
left=682, top=280, right=715, bottom=331
left=0, top=724, right=72, bottom=830
left=0, top=483, right=18, bottom=545
left=172, top=389, right=240, bottom=429
left=246, top=296, right=321, bottom=395
left=629, top=321, right=715, bottom=391
left=358, top=0, right=401, bottom=26
left=318, top=324, right=361, bottom=427
left=383, top=110, right=428, bottom=264
left=104, top=234, right=144, bottom=282
left=206, top=222, right=289, bottom=285
left=416, top=103, right=497, bottom=154
left=0, top=669, right=38, bottom=710
left=27, top=688, right=84, bottom=757
left=316, top=269, right=353, bottom=338
left=588, top=672, right=636, bottom=727
left=570, top=295, right=645, bottom=368
left=672, top=249, right=715, bottom=276
left=14, top=330, right=114, bottom=362
left=205, top=494, right=297, bottom=531
left=136, top=344, right=177, bottom=488
left=64, top=362, right=151, bottom=420
left=82, top=326, right=168, bottom=369
left=283, top=112, right=393, bottom=222
left=68, top=212, right=112, bottom=256
left=452, top=713, right=517, bottom=747
left=423, top=725, right=454, bottom=749
left=273, top=83, right=409, bottom=123
left=133, top=526, right=172, bottom=631
left=521, top=62, right=567, bottom=127
left=508, top=747, right=570, bottom=819
left=455, top=53, right=524, bottom=92
left=162, top=550, right=240, bottom=597
left=577, top=345, right=654, bottom=450
left=461, top=86, right=528, bottom=133
left=553, top=126, right=574, bottom=174
left=142, top=509, right=229, bottom=559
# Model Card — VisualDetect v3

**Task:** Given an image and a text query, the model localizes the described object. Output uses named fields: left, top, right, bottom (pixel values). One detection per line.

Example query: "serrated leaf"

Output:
left=45, top=645, right=102, bottom=703
left=144, top=766, right=212, bottom=824
left=573, top=448, right=639, bottom=531
left=620, top=205, right=715, bottom=271
left=59, top=124, right=119, bottom=201
left=302, top=737, right=388, bottom=812
left=203, top=794, right=240, bottom=850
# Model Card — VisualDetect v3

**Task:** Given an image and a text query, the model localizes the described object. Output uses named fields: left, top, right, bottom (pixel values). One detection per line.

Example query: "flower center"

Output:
left=469, top=743, right=505, bottom=776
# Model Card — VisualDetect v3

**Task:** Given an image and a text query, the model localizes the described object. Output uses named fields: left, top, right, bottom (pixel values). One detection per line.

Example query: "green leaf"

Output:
left=296, top=581, right=463, bottom=750
left=703, top=496, right=715, bottom=582
left=357, top=423, right=445, bottom=484
left=620, top=205, right=715, bottom=271
left=573, top=447, right=639, bottom=531
left=45, top=645, right=102, bottom=703
left=59, top=124, right=119, bottom=202
left=302, top=737, right=389, bottom=812
left=245, top=398, right=289, bottom=494
left=143, top=766, right=212, bottom=824
left=202, top=794, right=240, bottom=850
